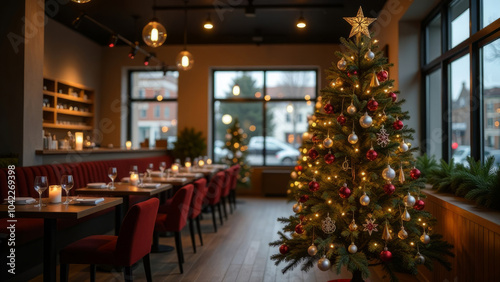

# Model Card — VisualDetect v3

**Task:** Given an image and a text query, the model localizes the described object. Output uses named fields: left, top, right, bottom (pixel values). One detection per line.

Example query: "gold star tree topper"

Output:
left=343, top=6, right=377, bottom=38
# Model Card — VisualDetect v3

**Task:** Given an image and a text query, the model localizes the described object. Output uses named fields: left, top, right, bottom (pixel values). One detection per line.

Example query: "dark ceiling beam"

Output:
left=153, top=3, right=343, bottom=11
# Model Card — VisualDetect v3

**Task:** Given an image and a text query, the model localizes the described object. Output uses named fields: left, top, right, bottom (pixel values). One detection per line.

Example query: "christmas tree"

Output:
left=270, top=7, right=453, bottom=281
left=223, top=118, right=251, bottom=186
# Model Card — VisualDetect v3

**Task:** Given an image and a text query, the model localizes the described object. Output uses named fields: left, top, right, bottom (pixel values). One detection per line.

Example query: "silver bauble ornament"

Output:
left=382, top=165, right=396, bottom=180
left=420, top=232, right=430, bottom=244
left=317, top=256, right=331, bottom=271
left=293, top=202, right=303, bottom=213
left=360, top=192, right=370, bottom=206
left=398, top=226, right=408, bottom=239
left=308, top=244, right=318, bottom=256
left=364, top=49, right=375, bottom=61
left=348, top=131, right=358, bottom=144
left=401, top=207, right=411, bottom=221
left=291, top=171, right=298, bottom=179
left=323, top=137, right=333, bottom=148
left=399, top=140, right=409, bottom=152
left=337, top=57, right=347, bottom=70
left=347, top=102, right=357, bottom=115
left=225, top=133, right=232, bottom=140
left=415, top=252, right=425, bottom=265
left=348, top=242, right=358, bottom=254
left=236, top=151, right=242, bottom=158
left=404, top=193, right=416, bottom=207
left=359, top=112, right=373, bottom=128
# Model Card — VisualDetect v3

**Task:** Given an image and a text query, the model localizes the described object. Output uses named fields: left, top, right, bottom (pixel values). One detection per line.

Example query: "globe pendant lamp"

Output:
left=142, top=1, right=167, bottom=47
left=176, top=1, right=194, bottom=71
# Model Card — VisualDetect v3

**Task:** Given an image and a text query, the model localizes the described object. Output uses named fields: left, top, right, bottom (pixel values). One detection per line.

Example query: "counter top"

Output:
left=35, top=147, right=169, bottom=155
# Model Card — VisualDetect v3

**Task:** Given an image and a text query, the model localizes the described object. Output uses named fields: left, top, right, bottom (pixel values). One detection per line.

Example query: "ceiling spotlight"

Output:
left=144, top=55, right=151, bottom=66
left=142, top=18, right=167, bottom=47
left=108, top=34, right=118, bottom=48
left=297, top=15, right=306, bottom=29
left=245, top=0, right=256, bottom=17
left=204, top=14, right=213, bottom=30
left=128, top=43, right=138, bottom=59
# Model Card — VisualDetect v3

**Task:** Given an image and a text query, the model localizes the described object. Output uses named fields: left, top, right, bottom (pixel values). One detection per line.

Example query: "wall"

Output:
left=99, top=44, right=342, bottom=148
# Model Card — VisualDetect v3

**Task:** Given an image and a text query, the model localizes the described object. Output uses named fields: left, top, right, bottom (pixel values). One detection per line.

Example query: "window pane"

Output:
left=265, top=102, right=313, bottom=165
left=214, top=101, right=263, bottom=165
left=265, top=71, right=317, bottom=99
left=426, top=14, right=441, bottom=63
left=482, top=0, right=500, bottom=28
left=130, top=101, right=177, bottom=148
left=482, top=38, right=500, bottom=166
left=427, top=69, right=443, bottom=159
left=130, top=71, right=178, bottom=99
left=450, top=54, right=470, bottom=164
left=450, top=0, right=469, bottom=48
left=214, top=71, right=264, bottom=99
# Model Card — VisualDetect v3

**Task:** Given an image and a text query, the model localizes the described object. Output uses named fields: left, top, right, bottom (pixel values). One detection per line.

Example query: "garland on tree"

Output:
left=270, top=7, right=453, bottom=281
left=222, top=118, right=251, bottom=186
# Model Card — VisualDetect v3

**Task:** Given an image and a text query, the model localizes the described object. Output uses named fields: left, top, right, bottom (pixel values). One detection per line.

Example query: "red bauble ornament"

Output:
left=377, top=70, right=389, bottom=82
left=388, top=92, right=397, bottom=102
left=295, top=165, right=303, bottom=172
left=383, top=182, right=395, bottom=195
left=309, top=180, right=320, bottom=192
left=348, top=70, right=358, bottom=77
left=339, top=184, right=352, bottom=199
left=299, top=215, right=306, bottom=222
left=295, top=224, right=304, bottom=234
left=312, top=135, right=320, bottom=144
left=366, top=148, right=378, bottom=161
left=337, top=114, right=347, bottom=125
left=324, top=153, right=335, bottom=164
left=324, top=103, right=334, bottom=114
left=414, top=199, right=425, bottom=210
left=308, top=148, right=319, bottom=159
left=380, top=249, right=392, bottom=262
left=410, top=167, right=421, bottom=180
left=299, top=195, right=309, bottom=203
left=279, top=244, right=289, bottom=254
left=367, top=99, right=379, bottom=111
left=393, top=119, right=404, bottom=130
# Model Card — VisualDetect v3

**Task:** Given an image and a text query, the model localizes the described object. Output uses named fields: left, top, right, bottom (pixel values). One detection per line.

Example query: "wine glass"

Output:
left=108, top=167, right=117, bottom=189
left=147, top=163, right=154, bottom=178
left=159, top=161, right=166, bottom=178
left=60, top=175, right=74, bottom=204
left=34, top=176, right=48, bottom=207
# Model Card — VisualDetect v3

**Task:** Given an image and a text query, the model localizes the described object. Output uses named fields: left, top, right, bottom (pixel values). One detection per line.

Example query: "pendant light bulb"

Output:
left=176, top=50, right=194, bottom=71
left=296, top=12, right=306, bottom=29
left=142, top=19, right=167, bottom=47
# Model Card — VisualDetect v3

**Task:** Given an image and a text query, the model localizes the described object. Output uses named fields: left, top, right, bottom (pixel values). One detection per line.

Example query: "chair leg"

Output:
left=174, top=232, right=184, bottom=274
left=124, top=266, right=133, bottom=282
left=143, top=253, right=152, bottom=282
left=90, top=264, right=96, bottom=282
left=211, top=204, right=217, bottom=232
left=228, top=195, right=233, bottom=214
left=221, top=197, right=228, bottom=219
left=189, top=218, right=197, bottom=253
left=60, top=263, right=69, bottom=282
left=232, top=190, right=237, bottom=210
left=196, top=216, right=203, bottom=246
left=217, top=202, right=224, bottom=225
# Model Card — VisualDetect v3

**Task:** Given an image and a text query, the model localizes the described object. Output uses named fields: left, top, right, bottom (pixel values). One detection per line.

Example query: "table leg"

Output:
left=43, top=218, right=57, bottom=282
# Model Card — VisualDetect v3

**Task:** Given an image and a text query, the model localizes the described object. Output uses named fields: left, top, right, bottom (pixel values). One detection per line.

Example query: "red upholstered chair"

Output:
left=220, top=168, right=233, bottom=218
left=59, top=198, right=160, bottom=282
left=203, top=171, right=225, bottom=232
left=229, top=165, right=241, bottom=210
left=188, top=178, right=208, bottom=253
left=154, top=184, right=194, bottom=274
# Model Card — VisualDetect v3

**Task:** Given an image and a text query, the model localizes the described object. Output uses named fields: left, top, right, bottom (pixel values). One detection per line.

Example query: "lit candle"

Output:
left=185, top=161, right=191, bottom=171
left=75, top=132, right=83, bottom=151
left=130, top=173, right=139, bottom=186
left=206, top=158, right=212, bottom=165
left=48, top=185, right=62, bottom=203
left=171, top=163, right=179, bottom=174
left=198, top=159, right=205, bottom=167
left=126, top=141, right=132, bottom=150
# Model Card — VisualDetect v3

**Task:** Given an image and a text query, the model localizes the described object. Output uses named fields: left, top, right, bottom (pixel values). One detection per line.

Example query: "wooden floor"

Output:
left=31, top=197, right=386, bottom=282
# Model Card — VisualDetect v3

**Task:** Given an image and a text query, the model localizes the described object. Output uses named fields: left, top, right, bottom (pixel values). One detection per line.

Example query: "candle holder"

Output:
left=48, top=185, right=62, bottom=203
left=75, top=132, right=83, bottom=151
left=126, top=141, right=132, bottom=150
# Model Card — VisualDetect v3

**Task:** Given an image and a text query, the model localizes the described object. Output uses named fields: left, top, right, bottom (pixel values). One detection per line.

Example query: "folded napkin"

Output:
left=73, top=198, right=105, bottom=205
left=3, top=197, right=36, bottom=205
left=139, top=183, right=161, bottom=188
left=87, top=182, right=107, bottom=188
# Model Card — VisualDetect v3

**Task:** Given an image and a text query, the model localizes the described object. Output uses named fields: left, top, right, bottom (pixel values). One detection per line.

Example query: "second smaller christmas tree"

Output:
left=223, top=118, right=251, bottom=186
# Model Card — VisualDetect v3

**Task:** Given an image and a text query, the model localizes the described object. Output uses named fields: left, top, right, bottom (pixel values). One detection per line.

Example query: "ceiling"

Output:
left=49, top=0, right=388, bottom=46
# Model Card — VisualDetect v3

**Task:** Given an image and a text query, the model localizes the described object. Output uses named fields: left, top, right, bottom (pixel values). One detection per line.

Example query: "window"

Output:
left=422, top=1, right=500, bottom=165
left=128, top=70, right=178, bottom=148
left=212, top=69, right=318, bottom=166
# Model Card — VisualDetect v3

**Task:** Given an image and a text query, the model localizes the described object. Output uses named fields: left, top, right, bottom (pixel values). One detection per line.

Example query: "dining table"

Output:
left=0, top=197, right=123, bottom=282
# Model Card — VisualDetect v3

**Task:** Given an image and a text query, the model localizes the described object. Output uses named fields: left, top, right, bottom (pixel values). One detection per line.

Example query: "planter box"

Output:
left=419, top=185, right=500, bottom=282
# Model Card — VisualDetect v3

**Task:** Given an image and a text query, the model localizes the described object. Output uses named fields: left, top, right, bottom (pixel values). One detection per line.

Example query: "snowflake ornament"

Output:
left=322, top=213, right=336, bottom=234
left=376, top=125, right=390, bottom=147
left=362, top=214, right=378, bottom=236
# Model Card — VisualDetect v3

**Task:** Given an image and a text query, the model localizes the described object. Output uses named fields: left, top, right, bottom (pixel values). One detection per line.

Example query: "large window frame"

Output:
left=211, top=68, right=319, bottom=166
left=127, top=69, right=179, bottom=148
left=421, top=0, right=500, bottom=163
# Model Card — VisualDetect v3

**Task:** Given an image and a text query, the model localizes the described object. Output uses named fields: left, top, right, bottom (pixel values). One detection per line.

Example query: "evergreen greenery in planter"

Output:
left=173, top=127, right=207, bottom=161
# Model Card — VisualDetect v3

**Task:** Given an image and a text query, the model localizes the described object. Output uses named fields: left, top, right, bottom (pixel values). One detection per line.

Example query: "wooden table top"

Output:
left=0, top=197, right=122, bottom=219
left=76, top=182, right=172, bottom=197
